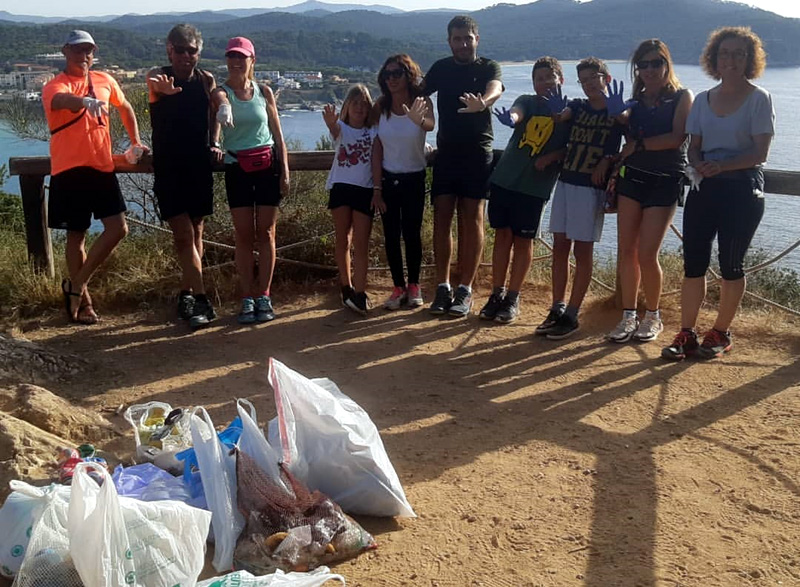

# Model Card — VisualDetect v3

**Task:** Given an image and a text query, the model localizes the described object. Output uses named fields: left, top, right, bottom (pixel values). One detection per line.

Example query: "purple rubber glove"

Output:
left=493, top=106, right=515, bottom=128
left=606, top=80, right=638, bottom=117
left=545, top=84, right=568, bottom=114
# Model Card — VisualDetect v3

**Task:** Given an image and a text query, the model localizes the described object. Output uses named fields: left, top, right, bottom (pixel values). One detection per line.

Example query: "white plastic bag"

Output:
left=266, top=358, right=415, bottom=518
left=0, top=482, right=71, bottom=579
left=236, top=399, right=289, bottom=495
left=68, top=462, right=211, bottom=587
left=124, top=401, right=193, bottom=473
left=191, top=407, right=245, bottom=572
left=197, top=566, right=345, bottom=587
left=68, top=462, right=135, bottom=587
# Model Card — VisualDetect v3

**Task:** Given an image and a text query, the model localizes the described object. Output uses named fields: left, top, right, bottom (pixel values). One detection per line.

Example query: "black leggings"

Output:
left=380, top=170, right=426, bottom=287
left=682, top=174, right=765, bottom=281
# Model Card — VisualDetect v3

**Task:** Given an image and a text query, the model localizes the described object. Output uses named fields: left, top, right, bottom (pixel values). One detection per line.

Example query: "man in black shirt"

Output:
left=423, top=15, right=504, bottom=317
left=148, top=24, right=218, bottom=330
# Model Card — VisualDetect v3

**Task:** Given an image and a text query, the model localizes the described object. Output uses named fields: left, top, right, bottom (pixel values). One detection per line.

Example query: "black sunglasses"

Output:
left=381, top=68, right=406, bottom=80
left=636, top=58, right=665, bottom=70
left=172, top=46, right=199, bottom=55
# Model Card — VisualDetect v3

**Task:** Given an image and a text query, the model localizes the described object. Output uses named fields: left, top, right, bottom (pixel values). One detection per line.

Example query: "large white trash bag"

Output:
left=191, top=407, right=245, bottom=572
left=266, top=357, right=415, bottom=517
left=236, top=399, right=289, bottom=494
left=197, top=566, right=345, bottom=587
left=0, top=481, right=71, bottom=579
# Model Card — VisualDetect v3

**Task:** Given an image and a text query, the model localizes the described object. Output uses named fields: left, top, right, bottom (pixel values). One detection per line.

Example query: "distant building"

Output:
left=255, top=70, right=280, bottom=82
left=283, top=71, right=323, bottom=86
left=0, top=70, right=55, bottom=90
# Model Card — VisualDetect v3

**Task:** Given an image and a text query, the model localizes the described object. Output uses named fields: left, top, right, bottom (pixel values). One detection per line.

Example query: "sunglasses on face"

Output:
left=636, top=58, right=665, bottom=70
left=68, top=45, right=94, bottom=56
left=381, top=68, right=406, bottom=80
left=172, top=46, right=199, bottom=55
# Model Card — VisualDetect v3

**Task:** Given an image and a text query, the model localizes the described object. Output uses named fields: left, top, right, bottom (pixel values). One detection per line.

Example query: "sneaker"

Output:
left=346, top=291, right=370, bottom=316
left=535, top=307, right=565, bottom=335
left=384, top=286, right=407, bottom=310
left=448, top=286, right=473, bottom=318
left=189, top=297, right=216, bottom=330
left=177, top=293, right=195, bottom=320
left=606, top=315, right=639, bottom=343
left=634, top=314, right=664, bottom=342
left=238, top=297, right=256, bottom=324
left=661, top=329, right=699, bottom=361
left=406, top=284, right=423, bottom=308
left=255, top=295, right=275, bottom=322
left=697, top=329, right=733, bottom=360
left=429, top=285, right=453, bottom=315
left=546, top=313, right=580, bottom=340
left=494, top=296, right=520, bottom=324
left=341, top=285, right=355, bottom=308
left=479, top=291, right=505, bottom=321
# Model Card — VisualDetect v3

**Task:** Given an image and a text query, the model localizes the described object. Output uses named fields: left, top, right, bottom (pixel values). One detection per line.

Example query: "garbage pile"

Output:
left=0, top=358, right=414, bottom=586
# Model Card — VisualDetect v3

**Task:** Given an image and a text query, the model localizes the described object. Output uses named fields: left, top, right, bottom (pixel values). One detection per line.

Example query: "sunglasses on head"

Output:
left=381, top=68, right=406, bottom=80
left=636, top=58, right=665, bottom=70
left=172, top=46, right=199, bottom=55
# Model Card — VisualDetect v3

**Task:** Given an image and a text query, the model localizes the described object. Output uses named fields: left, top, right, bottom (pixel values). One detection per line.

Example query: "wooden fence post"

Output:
left=19, top=173, right=54, bottom=278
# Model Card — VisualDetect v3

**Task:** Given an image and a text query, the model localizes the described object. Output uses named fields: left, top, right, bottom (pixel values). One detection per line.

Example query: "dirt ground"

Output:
left=2, top=277, right=799, bottom=587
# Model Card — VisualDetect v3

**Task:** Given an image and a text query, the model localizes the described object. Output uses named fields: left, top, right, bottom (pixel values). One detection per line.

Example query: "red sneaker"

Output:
left=661, top=329, right=699, bottom=361
left=697, top=329, right=732, bottom=360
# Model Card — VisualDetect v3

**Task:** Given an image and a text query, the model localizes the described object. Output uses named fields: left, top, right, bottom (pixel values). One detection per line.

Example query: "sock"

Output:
left=552, top=301, right=566, bottom=312
left=438, top=282, right=451, bottom=291
left=565, top=305, right=579, bottom=320
left=506, top=290, right=519, bottom=303
left=623, top=308, right=637, bottom=320
left=458, top=284, right=472, bottom=293
left=179, top=289, right=192, bottom=298
left=645, top=308, right=661, bottom=319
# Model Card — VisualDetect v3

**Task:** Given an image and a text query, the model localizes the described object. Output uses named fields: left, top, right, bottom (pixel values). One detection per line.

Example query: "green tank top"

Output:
left=221, top=82, right=274, bottom=164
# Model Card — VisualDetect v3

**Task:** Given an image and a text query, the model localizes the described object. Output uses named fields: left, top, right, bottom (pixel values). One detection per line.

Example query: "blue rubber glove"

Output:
left=545, top=85, right=568, bottom=114
left=493, top=106, right=515, bottom=128
left=606, top=80, right=638, bottom=117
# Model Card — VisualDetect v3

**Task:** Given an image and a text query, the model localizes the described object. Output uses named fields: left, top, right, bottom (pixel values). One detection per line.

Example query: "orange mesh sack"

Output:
left=233, top=449, right=376, bottom=574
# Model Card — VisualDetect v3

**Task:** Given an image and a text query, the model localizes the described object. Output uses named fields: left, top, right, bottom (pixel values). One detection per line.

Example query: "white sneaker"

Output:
left=383, top=286, right=407, bottom=310
left=634, top=314, right=664, bottom=342
left=607, top=315, right=639, bottom=343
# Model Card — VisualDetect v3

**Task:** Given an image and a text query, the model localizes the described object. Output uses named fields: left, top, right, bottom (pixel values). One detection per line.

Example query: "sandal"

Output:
left=78, top=289, right=99, bottom=325
left=61, top=279, right=98, bottom=325
left=61, top=278, right=81, bottom=323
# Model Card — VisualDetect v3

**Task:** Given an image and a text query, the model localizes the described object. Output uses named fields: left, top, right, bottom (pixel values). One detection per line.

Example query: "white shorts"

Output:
left=548, top=181, right=604, bottom=242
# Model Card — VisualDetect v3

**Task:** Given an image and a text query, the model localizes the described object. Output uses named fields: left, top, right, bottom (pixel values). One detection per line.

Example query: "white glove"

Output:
left=82, top=97, right=108, bottom=117
left=216, top=103, right=234, bottom=127
left=684, top=165, right=703, bottom=190
left=124, top=145, right=144, bottom=164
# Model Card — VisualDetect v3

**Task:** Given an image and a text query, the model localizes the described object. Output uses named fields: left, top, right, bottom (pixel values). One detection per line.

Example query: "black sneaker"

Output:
left=495, top=295, right=520, bottom=324
left=545, top=313, right=579, bottom=340
left=429, top=285, right=453, bottom=315
left=661, top=329, right=699, bottom=361
left=535, top=307, right=565, bottom=335
left=697, top=329, right=732, bottom=360
left=346, top=291, right=370, bottom=316
left=177, top=293, right=195, bottom=320
left=341, top=285, right=355, bottom=308
left=255, top=295, right=275, bottom=322
left=479, top=290, right=505, bottom=320
left=449, top=286, right=473, bottom=318
left=189, top=297, right=216, bottom=330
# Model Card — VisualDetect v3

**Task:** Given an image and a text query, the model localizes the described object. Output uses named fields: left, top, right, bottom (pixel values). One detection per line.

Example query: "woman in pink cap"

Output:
left=211, top=37, right=290, bottom=324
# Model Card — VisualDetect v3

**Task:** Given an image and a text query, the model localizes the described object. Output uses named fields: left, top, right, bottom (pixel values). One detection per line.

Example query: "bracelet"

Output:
left=373, top=186, right=382, bottom=191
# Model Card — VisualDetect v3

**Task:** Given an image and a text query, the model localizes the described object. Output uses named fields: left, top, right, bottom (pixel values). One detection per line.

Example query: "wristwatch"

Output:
left=211, top=140, right=221, bottom=149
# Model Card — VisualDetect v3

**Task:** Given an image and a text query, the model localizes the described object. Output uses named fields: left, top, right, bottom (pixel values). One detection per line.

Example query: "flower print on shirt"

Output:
left=336, top=129, right=373, bottom=168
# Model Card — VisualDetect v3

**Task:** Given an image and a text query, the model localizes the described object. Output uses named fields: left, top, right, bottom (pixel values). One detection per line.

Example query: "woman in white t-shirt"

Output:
left=323, top=84, right=377, bottom=315
left=370, top=55, right=435, bottom=310
left=662, top=27, right=775, bottom=362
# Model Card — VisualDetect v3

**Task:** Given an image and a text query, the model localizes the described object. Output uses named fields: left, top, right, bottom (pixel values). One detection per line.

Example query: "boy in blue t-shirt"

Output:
left=478, top=57, right=569, bottom=324
left=536, top=57, right=625, bottom=339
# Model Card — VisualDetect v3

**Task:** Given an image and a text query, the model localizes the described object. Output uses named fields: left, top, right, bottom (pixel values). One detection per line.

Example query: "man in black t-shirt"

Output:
left=423, top=15, right=504, bottom=318
left=148, top=24, right=218, bottom=330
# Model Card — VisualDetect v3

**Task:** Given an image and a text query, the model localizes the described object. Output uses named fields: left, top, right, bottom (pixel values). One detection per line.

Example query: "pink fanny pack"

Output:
left=230, top=145, right=273, bottom=173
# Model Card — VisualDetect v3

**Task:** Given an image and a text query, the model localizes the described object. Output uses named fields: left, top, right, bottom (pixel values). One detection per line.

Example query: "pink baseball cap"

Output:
left=225, top=37, right=255, bottom=58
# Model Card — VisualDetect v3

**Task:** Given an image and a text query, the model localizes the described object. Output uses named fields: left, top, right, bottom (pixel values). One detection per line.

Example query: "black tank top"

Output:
left=150, top=66, right=211, bottom=168
left=625, top=88, right=688, bottom=175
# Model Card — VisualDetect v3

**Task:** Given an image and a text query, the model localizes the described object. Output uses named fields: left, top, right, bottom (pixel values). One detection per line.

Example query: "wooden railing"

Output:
left=9, top=152, right=800, bottom=278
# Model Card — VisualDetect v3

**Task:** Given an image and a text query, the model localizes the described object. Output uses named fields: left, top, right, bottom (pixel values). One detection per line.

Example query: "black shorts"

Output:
left=153, top=163, right=214, bottom=221
left=615, top=165, right=683, bottom=208
left=48, top=167, right=126, bottom=231
left=488, top=184, right=546, bottom=238
left=224, top=163, right=281, bottom=209
left=431, top=149, right=492, bottom=201
left=327, top=182, right=374, bottom=218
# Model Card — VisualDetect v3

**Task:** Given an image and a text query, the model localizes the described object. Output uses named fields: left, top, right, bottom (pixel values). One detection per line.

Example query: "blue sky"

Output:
left=8, top=0, right=800, bottom=19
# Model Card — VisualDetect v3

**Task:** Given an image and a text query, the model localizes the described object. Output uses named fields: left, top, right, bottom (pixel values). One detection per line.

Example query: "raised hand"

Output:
left=458, top=92, right=487, bottom=114
left=545, top=85, right=568, bottom=115
left=606, top=80, right=638, bottom=117
left=493, top=106, right=515, bottom=128
left=402, top=97, right=428, bottom=126
left=322, top=103, right=339, bottom=129
left=82, top=97, right=108, bottom=117
left=216, top=103, right=234, bottom=127
left=148, top=74, right=182, bottom=96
